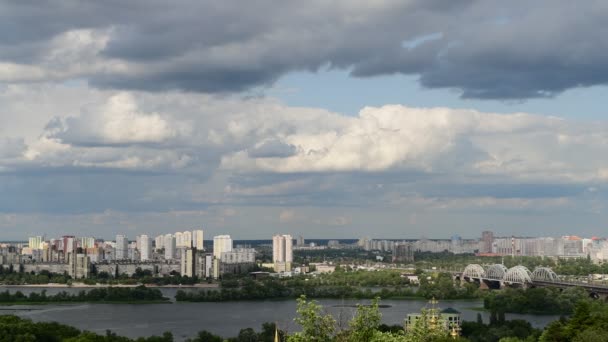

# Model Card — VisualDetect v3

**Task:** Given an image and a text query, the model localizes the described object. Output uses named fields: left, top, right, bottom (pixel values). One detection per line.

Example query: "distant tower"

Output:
left=164, top=234, right=176, bottom=260
left=481, top=231, right=494, bottom=253
left=154, top=235, right=164, bottom=251
left=182, top=231, right=193, bottom=248
left=273, top=234, right=293, bottom=272
left=193, top=229, right=204, bottom=250
left=63, top=235, right=76, bottom=257
left=139, top=235, right=152, bottom=261
left=213, top=235, right=233, bottom=259
left=115, top=235, right=128, bottom=260
left=180, top=247, right=197, bottom=277
left=28, top=236, right=44, bottom=250
left=511, top=236, right=515, bottom=258
left=393, top=243, right=415, bottom=263
left=175, top=232, right=184, bottom=248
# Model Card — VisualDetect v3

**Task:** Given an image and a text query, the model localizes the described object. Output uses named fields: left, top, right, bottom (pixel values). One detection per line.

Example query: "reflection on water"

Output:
left=0, top=287, right=560, bottom=341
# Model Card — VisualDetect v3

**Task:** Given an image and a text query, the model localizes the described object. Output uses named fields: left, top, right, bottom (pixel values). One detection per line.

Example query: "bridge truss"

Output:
left=461, top=264, right=561, bottom=285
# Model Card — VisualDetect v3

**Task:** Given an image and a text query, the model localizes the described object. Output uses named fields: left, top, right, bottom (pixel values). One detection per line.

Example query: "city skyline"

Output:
left=3, top=2, right=608, bottom=239
left=14, top=230, right=608, bottom=263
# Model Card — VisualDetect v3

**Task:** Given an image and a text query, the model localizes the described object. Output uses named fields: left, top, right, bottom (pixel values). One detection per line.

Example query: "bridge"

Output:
left=456, top=264, right=608, bottom=299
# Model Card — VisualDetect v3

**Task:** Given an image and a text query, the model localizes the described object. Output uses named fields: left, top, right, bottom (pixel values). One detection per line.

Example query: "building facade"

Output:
left=213, top=235, right=233, bottom=259
left=115, top=235, right=128, bottom=260
left=139, top=235, right=152, bottom=261
left=272, top=234, right=293, bottom=272
left=193, top=229, right=204, bottom=250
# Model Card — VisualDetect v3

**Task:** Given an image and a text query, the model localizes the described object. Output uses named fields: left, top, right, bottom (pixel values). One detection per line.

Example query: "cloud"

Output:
left=3, top=84, right=608, bottom=237
left=247, top=139, right=296, bottom=158
left=314, top=215, right=352, bottom=227
left=53, top=93, right=180, bottom=145
left=221, top=105, right=586, bottom=182
left=1, top=1, right=607, bottom=98
left=279, top=209, right=298, bottom=223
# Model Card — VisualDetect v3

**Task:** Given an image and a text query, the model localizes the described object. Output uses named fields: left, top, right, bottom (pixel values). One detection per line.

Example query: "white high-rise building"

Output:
left=79, top=237, right=96, bottom=249
left=28, top=236, right=44, bottom=250
left=193, top=229, right=204, bottom=250
left=154, top=235, right=164, bottom=251
left=164, top=234, right=176, bottom=260
left=213, top=235, right=232, bottom=259
left=139, top=235, right=152, bottom=261
left=175, top=232, right=184, bottom=247
left=180, top=248, right=196, bottom=277
left=182, top=231, right=192, bottom=248
left=129, top=241, right=139, bottom=261
left=273, top=234, right=293, bottom=272
left=115, top=235, right=128, bottom=260
left=285, top=236, right=293, bottom=263
left=273, top=234, right=293, bottom=262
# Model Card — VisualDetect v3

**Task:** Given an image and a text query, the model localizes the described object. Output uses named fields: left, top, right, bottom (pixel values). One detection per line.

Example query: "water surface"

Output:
left=0, top=287, right=560, bottom=340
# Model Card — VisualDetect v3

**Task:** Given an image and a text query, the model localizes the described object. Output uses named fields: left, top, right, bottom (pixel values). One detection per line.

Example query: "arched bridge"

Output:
left=457, top=264, right=608, bottom=297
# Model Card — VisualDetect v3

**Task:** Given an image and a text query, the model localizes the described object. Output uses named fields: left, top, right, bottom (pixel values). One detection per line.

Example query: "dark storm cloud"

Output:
left=4, top=1, right=606, bottom=98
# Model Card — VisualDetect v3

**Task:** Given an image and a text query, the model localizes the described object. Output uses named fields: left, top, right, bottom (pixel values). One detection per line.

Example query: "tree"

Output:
left=563, top=300, right=593, bottom=339
left=573, top=329, right=608, bottom=342
left=288, top=295, right=336, bottom=342
left=258, top=322, right=285, bottom=342
left=404, top=309, right=450, bottom=342
left=236, top=328, right=259, bottom=342
left=498, top=310, right=506, bottom=323
left=476, top=313, right=483, bottom=325
left=348, top=297, right=382, bottom=342
left=186, top=330, right=223, bottom=342
left=490, top=310, right=498, bottom=325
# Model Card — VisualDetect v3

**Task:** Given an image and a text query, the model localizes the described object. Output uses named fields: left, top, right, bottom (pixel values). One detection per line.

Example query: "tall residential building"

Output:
left=393, top=243, right=415, bottom=263
left=79, top=237, right=96, bottom=249
left=28, top=236, right=44, bottom=250
left=180, top=247, right=197, bottom=277
left=204, top=254, right=213, bottom=278
left=139, top=235, right=152, bottom=261
left=135, top=235, right=142, bottom=250
left=182, top=231, right=193, bottom=248
left=69, top=253, right=90, bottom=279
left=115, top=235, right=128, bottom=260
left=154, top=235, right=164, bottom=251
left=193, top=229, right=204, bottom=250
left=481, top=231, right=494, bottom=253
left=63, top=235, right=76, bottom=256
left=213, top=235, right=233, bottom=259
left=175, top=232, right=184, bottom=248
left=129, top=241, right=139, bottom=261
left=164, top=234, right=176, bottom=260
left=273, top=234, right=293, bottom=272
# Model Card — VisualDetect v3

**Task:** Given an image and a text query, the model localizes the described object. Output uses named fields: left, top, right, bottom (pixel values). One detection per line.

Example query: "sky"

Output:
left=1, top=1, right=608, bottom=240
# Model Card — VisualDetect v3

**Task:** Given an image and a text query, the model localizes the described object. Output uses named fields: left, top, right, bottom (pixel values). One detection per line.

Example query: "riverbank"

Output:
left=0, top=285, right=170, bottom=306
left=0, top=300, right=171, bottom=306
left=0, top=283, right=219, bottom=288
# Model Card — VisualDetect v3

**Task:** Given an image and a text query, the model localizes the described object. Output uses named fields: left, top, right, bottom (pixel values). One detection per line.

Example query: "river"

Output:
left=0, top=287, right=560, bottom=340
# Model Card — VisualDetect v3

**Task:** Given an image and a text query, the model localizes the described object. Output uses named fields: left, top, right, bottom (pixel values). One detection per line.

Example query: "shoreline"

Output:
left=0, top=300, right=172, bottom=306
left=0, top=283, right=219, bottom=289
